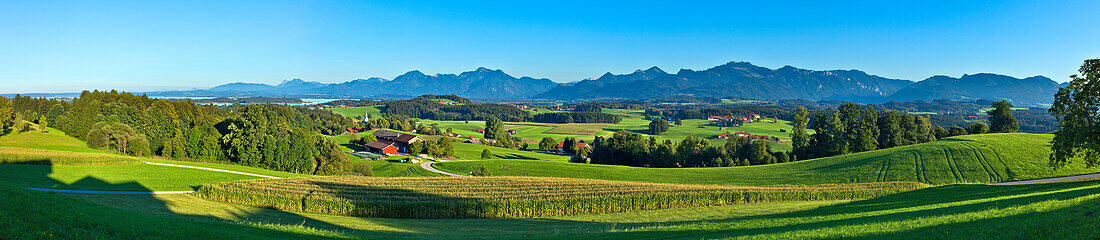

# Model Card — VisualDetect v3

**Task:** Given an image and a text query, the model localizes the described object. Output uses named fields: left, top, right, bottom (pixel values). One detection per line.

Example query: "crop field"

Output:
left=196, top=176, right=926, bottom=218
left=435, top=133, right=1100, bottom=186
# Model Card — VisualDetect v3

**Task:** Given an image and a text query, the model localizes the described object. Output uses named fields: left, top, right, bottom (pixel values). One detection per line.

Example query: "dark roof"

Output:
left=373, top=130, right=402, bottom=138
left=364, top=140, right=396, bottom=150
left=394, top=134, right=421, bottom=143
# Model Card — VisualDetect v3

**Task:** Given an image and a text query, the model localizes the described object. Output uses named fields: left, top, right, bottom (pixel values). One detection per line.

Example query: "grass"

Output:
left=0, top=183, right=351, bottom=240
left=0, top=128, right=103, bottom=153
left=584, top=179, right=1100, bottom=239
left=435, top=133, right=1100, bottom=186
left=328, top=106, right=383, bottom=119
left=0, top=129, right=311, bottom=191
left=196, top=176, right=925, bottom=218
left=0, top=146, right=140, bottom=165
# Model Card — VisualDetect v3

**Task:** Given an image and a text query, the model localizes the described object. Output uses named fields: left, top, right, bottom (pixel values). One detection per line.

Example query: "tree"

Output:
left=480, top=149, right=492, bottom=159
left=483, top=117, right=509, bottom=148
left=36, top=115, right=47, bottom=132
left=988, top=100, right=1019, bottom=133
left=563, top=137, right=577, bottom=154
left=439, top=137, right=455, bottom=156
left=0, top=96, right=11, bottom=135
left=538, top=137, right=556, bottom=151
left=1050, top=58, right=1100, bottom=167
left=877, top=111, right=904, bottom=149
left=408, top=141, right=425, bottom=154
left=968, top=122, right=989, bottom=134
left=648, top=118, right=670, bottom=135
left=790, top=106, right=810, bottom=156
left=932, top=125, right=949, bottom=139
left=948, top=125, right=968, bottom=137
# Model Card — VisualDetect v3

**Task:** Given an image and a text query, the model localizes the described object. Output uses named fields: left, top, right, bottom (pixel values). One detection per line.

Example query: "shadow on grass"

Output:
left=0, top=160, right=354, bottom=239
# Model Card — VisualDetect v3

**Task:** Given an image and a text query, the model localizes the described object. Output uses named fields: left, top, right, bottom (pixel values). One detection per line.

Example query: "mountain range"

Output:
left=152, top=67, right=558, bottom=99
left=149, top=61, right=1062, bottom=107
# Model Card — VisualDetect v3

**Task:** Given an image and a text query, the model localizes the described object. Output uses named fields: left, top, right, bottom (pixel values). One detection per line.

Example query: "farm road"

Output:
left=142, top=162, right=282, bottom=179
left=421, top=160, right=467, bottom=177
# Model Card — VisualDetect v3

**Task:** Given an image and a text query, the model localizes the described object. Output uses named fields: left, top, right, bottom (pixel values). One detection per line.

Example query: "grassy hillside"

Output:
left=435, top=133, right=1099, bottom=186
left=0, top=130, right=309, bottom=191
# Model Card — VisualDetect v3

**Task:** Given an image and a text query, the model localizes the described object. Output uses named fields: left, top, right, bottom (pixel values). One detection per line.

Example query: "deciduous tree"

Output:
left=1050, top=59, right=1100, bottom=167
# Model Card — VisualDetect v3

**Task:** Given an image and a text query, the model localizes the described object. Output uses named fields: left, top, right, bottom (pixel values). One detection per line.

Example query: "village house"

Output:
left=364, top=130, right=424, bottom=154
left=557, top=141, right=591, bottom=154
left=364, top=141, right=398, bottom=156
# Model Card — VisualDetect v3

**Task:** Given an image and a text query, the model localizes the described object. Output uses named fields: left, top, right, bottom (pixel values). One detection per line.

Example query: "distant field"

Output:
left=326, top=107, right=810, bottom=150
left=197, top=176, right=925, bottom=218
left=329, top=106, right=383, bottom=119
left=436, top=133, right=1099, bottom=186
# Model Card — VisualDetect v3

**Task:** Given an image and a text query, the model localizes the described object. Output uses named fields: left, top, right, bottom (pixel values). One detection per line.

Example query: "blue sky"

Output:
left=1, top=0, right=1097, bottom=93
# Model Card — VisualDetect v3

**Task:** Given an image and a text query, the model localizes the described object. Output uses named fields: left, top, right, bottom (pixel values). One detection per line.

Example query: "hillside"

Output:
left=536, top=62, right=913, bottom=101
left=889, top=73, right=1060, bottom=107
left=435, top=133, right=1099, bottom=186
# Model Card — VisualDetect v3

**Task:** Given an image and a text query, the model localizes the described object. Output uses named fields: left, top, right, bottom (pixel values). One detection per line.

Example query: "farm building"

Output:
left=716, top=133, right=728, bottom=139
left=364, top=141, right=399, bottom=156
left=372, top=130, right=424, bottom=153
left=556, top=141, right=591, bottom=153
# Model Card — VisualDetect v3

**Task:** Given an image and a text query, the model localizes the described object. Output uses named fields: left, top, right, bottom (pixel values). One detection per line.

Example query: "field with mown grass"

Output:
left=0, top=130, right=310, bottom=191
left=328, top=106, right=383, bottom=119
left=435, top=133, right=1099, bottom=186
left=196, top=176, right=925, bottom=218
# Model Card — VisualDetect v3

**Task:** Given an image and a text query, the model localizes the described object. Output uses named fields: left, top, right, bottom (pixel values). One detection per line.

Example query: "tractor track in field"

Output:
left=912, top=151, right=928, bottom=183
left=964, top=143, right=1001, bottom=182
left=943, top=149, right=964, bottom=183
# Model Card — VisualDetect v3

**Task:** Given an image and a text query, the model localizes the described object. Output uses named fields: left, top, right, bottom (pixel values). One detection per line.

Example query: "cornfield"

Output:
left=0, top=147, right=139, bottom=165
left=196, top=176, right=927, bottom=218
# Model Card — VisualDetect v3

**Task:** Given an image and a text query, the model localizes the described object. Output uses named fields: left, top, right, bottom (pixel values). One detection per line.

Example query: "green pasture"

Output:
left=435, top=133, right=1100, bottom=186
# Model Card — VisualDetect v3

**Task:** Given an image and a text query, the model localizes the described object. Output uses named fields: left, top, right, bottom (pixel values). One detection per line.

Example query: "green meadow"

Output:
left=435, top=133, right=1099, bottom=186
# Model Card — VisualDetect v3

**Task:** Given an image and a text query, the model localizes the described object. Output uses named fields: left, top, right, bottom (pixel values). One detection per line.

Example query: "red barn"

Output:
left=365, top=141, right=399, bottom=156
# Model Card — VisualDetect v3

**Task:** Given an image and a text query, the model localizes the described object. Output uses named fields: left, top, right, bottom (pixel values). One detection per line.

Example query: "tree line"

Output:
left=14, top=90, right=353, bottom=175
left=792, top=101, right=1019, bottom=160
left=587, top=130, right=790, bottom=168
left=529, top=112, right=622, bottom=124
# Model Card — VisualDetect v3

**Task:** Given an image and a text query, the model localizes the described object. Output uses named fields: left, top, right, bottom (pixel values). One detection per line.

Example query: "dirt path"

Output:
left=420, top=160, right=467, bottom=177
left=989, top=173, right=1100, bottom=185
left=26, top=187, right=196, bottom=195
left=142, top=162, right=282, bottom=179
